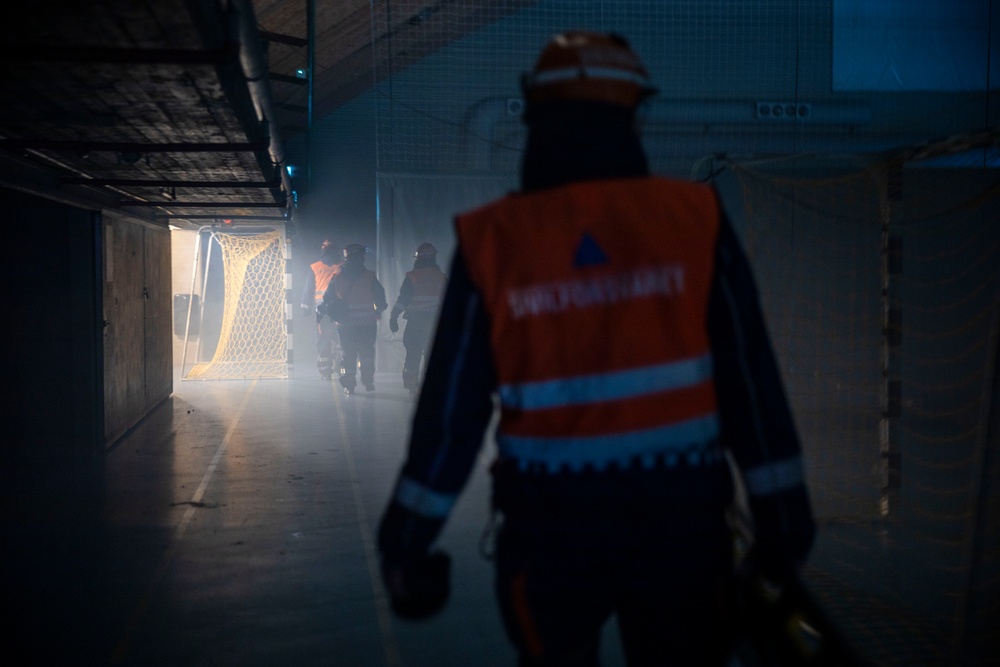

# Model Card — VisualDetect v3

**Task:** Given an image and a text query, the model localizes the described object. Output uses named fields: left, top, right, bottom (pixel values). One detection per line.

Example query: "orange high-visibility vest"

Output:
left=404, top=267, right=447, bottom=315
left=456, top=177, right=722, bottom=473
left=310, top=261, right=340, bottom=302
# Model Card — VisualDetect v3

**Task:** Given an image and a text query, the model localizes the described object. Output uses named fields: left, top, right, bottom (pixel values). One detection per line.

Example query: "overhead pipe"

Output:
left=229, top=0, right=295, bottom=220
left=307, top=0, right=315, bottom=194
left=643, top=98, right=872, bottom=126
left=463, top=96, right=874, bottom=171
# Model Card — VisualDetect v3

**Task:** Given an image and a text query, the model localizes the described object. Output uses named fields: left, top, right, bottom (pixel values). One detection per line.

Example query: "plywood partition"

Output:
left=102, top=212, right=172, bottom=448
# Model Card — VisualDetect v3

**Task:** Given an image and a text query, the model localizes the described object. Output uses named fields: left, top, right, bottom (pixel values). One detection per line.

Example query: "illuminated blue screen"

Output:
left=833, top=0, right=999, bottom=91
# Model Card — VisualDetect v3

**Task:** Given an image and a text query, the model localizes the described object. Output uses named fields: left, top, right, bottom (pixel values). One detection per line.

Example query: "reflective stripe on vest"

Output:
left=457, top=176, right=722, bottom=472
left=311, top=261, right=340, bottom=301
left=499, top=353, right=713, bottom=411
left=406, top=267, right=446, bottom=314
left=497, top=414, right=723, bottom=473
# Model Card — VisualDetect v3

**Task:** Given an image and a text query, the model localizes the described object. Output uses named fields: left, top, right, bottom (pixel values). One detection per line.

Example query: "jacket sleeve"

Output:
left=377, top=249, right=498, bottom=565
left=301, top=268, right=317, bottom=308
left=373, top=276, right=389, bottom=313
left=391, top=278, right=413, bottom=318
left=707, top=209, right=815, bottom=573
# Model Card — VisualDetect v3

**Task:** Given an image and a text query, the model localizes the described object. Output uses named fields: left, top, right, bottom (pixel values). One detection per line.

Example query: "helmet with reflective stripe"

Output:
left=343, top=243, right=367, bottom=260
left=414, top=242, right=438, bottom=259
left=522, top=31, right=657, bottom=110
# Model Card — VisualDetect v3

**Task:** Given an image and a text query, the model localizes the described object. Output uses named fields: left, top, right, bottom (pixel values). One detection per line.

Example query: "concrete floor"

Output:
left=7, top=364, right=988, bottom=666
left=2, top=370, right=630, bottom=666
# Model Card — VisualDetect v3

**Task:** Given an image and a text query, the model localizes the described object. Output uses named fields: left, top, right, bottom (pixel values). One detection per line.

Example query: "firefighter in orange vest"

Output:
left=301, top=239, right=341, bottom=380
left=389, top=242, right=448, bottom=394
left=377, top=32, right=815, bottom=665
left=322, top=243, right=387, bottom=395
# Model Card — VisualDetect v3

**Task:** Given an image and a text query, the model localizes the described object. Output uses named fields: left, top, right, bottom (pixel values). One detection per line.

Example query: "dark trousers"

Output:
left=337, top=322, right=377, bottom=389
left=401, top=314, right=435, bottom=389
left=494, top=512, right=735, bottom=667
left=315, top=315, right=339, bottom=377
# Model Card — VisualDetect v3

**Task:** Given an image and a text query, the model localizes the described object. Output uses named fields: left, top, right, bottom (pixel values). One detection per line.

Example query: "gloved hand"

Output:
left=747, top=487, right=815, bottom=584
left=743, top=542, right=799, bottom=586
left=381, top=550, right=451, bottom=620
left=389, top=315, right=399, bottom=333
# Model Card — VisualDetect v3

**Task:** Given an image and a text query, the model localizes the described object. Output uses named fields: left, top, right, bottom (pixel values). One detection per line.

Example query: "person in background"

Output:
left=389, top=242, right=448, bottom=395
left=323, top=243, right=387, bottom=395
left=301, top=238, right=341, bottom=381
left=377, top=31, right=815, bottom=666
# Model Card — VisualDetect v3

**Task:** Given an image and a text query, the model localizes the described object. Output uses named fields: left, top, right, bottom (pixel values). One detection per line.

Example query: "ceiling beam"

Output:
left=269, top=72, right=308, bottom=85
left=0, top=43, right=239, bottom=66
left=118, top=200, right=287, bottom=207
left=155, top=214, right=289, bottom=220
left=259, top=31, right=308, bottom=47
left=0, top=139, right=270, bottom=153
left=62, top=177, right=282, bottom=188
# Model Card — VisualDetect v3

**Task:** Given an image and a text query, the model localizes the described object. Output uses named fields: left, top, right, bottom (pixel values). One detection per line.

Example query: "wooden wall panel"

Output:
left=143, top=225, right=173, bottom=407
left=102, top=214, right=155, bottom=446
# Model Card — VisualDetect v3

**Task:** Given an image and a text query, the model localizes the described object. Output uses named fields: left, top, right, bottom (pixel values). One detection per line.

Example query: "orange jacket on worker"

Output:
left=310, top=261, right=340, bottom=302
left=456, top=176, right=722, bottom=473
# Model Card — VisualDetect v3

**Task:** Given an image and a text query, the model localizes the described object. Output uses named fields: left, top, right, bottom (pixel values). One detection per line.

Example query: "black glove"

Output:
left=743, top=542, right=798, bottom=586
left=382, top=550, right=451, bottom=620
left=747, top=487, right=815, bottom=583
left=389, top=315, right=399, bottom=333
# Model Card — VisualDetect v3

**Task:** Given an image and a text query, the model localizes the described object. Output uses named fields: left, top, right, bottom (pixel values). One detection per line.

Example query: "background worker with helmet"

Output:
left=377, top=30, right=815, bottom=665
left=301, top=238, right=341, bottom=380
left=389, top=242, right=448, bottom=395
left=321, top=243, right=387, bottom=395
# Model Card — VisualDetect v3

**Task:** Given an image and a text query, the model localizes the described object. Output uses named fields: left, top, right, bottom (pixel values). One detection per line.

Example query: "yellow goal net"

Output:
left=184, top=230, right=289, bottom=380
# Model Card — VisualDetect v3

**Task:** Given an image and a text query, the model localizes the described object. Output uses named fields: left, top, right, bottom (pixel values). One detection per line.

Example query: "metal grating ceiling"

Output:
left=0, top=0, right=293, bottom=230
left=0, top=0, right=529, bottom=231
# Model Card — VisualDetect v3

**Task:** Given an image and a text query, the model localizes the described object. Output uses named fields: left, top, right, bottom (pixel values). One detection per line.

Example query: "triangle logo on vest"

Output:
left=573, top=233, right=608, bottom=267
